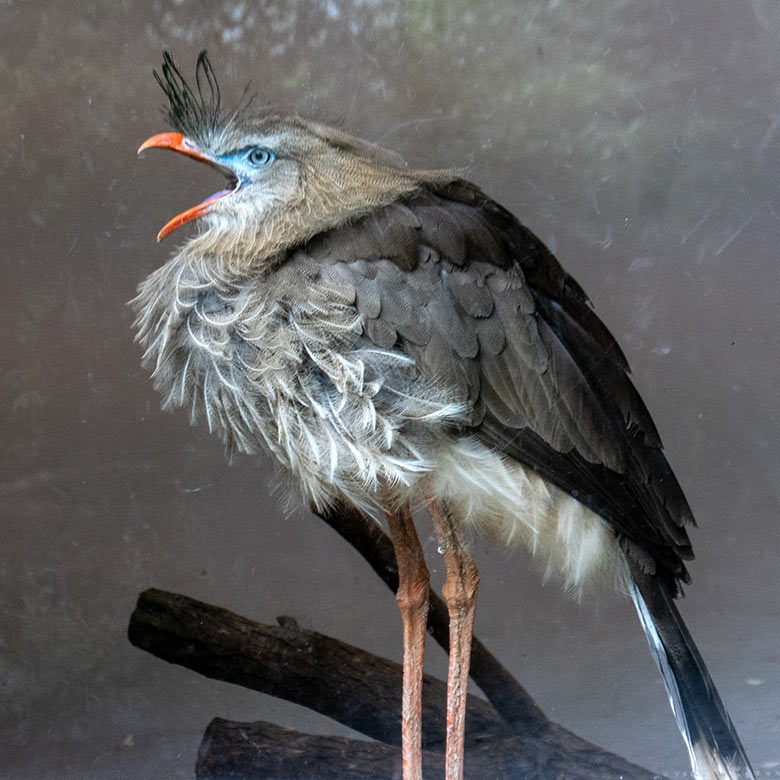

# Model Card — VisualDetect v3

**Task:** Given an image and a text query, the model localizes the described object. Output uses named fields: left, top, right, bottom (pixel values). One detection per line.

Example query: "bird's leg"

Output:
left=428, top=500, right=479, bottom=780
left=386, top=503, right=431, bottom=780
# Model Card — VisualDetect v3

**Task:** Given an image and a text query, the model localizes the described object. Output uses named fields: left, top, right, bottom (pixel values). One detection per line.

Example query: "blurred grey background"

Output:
left=1, top=1, right=778, bottom=778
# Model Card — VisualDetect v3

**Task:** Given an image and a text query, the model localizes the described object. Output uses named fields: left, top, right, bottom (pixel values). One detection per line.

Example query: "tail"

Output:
left=628, top=569, right=754, bottom=780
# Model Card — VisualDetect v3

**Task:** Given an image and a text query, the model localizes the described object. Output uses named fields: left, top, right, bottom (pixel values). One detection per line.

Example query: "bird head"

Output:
left=138, top=52, right=453, bottom=274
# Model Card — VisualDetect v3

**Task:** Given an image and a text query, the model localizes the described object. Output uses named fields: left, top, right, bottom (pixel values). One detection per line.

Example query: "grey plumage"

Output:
left=134, top=53, right=754, bottom=780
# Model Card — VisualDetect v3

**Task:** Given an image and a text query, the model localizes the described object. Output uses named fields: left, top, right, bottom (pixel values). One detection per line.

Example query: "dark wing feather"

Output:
left=303, top=179, right=694, bottom=587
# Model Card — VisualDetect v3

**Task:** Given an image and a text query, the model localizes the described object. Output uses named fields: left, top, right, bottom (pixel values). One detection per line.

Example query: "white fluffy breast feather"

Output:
left=133, top=251, right=628, bottom=594
left=425, top=438, right=630, bottom=594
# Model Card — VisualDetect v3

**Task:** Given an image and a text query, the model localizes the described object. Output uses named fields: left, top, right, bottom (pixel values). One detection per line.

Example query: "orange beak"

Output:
left=138, top=133, right=238, bottom=242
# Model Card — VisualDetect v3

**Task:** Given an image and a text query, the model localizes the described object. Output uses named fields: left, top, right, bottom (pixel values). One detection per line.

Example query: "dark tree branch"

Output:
left=128, top=588, right=505, bottom=749
left=196, top=720, right=488, bottom=780
left=195, top=719, right=660, bottom=780
left=129, top=588, right=667, bottom=780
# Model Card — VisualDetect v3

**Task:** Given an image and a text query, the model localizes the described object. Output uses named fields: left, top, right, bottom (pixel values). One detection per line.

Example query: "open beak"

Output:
left=138, top=132, right=240, bottom=242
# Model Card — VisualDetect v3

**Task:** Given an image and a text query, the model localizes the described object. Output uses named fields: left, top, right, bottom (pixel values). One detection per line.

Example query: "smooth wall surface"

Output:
left=1, top=1, right=778, bottom=778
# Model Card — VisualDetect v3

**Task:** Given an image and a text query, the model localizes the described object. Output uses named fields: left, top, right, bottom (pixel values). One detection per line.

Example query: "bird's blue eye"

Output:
left=246, top=147, right=274, bottom=167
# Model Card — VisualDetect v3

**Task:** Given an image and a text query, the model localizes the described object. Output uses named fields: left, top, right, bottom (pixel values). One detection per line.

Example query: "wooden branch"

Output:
left=128, top=588, right=505, bottom=749
left=196, top=719, right=485, bottom=780
left=195, top=718, right=660, bottom=780
left=129, top=588, right=666, bottom=780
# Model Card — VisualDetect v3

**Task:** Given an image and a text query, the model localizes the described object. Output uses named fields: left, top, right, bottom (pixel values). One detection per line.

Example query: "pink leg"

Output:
left=386, top=503, right=431, bottom=780
left=428, top=500, right=479, bottom=780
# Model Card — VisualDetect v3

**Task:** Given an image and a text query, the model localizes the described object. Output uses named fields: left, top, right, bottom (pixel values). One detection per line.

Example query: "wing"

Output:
left=300, top=179, right=694, bottom=587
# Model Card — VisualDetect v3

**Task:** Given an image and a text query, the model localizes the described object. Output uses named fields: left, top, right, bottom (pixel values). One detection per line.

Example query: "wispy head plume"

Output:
left=153, top=51, right=253, bottom=146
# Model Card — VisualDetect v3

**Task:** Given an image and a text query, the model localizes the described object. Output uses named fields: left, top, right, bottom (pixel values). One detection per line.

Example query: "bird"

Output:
left=133, top=51, right=754, bottom=780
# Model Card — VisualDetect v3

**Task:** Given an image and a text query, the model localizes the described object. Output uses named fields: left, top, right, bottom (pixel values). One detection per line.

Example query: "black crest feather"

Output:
left=153, top=51, right=253, bottom=144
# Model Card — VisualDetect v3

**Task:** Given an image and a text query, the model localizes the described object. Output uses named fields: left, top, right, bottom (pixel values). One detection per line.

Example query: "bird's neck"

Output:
left=181, top=161, right=456, bottom=281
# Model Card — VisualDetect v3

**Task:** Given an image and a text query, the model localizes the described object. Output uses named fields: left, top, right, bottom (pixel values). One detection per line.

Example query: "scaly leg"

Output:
left=386, top=503, right=431, bottom=780
left=428, top=500, right=479, bottom=780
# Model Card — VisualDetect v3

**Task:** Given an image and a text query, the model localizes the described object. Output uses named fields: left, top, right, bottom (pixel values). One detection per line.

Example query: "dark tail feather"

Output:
left=628, top=570, right=754, bottom=780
